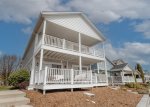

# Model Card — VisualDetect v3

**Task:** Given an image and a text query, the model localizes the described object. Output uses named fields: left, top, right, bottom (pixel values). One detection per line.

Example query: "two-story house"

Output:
left=22, top=11, right=108, bottom=94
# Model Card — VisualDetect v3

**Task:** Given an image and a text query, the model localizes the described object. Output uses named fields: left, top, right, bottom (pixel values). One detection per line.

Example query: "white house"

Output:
left=107, top=59, right=142, bottom=85
left=22, top=11, right=108, bottom=94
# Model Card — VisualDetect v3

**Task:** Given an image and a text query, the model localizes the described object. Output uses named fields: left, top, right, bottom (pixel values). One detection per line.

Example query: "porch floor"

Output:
left=34, top=84, right=93, bottom=90
left=34, top=82, right=108, bottom=90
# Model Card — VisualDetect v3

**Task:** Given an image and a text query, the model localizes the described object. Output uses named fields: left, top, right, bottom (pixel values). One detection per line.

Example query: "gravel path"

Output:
left=24, top=87, right=142, bottom=107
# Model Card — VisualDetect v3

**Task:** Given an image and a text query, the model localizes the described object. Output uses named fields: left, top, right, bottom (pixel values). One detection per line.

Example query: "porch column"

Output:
left=28, top=34, right=38, bottom=90
left=78, top=32, right=82, bottom=72
left=78, top=33, right=81, bottom=53
left=79, top=56, right=82, bottom=71
left=97, top=63, right=100, bottom=73
left=38, top=49, right=44, bottom=84
left=121, top=70, right=124, bottom=83
left=66, top=61, right=69, bottom=69
left=29, top=56, right=35, bottom=86
left=42, top=20, right=46, bottom=45
left=103, top=43, right=108, bottom=84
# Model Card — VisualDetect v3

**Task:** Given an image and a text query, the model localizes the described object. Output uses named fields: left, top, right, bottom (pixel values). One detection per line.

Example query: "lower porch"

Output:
left=34, top=67, right=108, bottom=93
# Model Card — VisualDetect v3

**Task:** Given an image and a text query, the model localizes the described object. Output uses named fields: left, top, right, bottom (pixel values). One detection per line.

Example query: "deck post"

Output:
left=97, top=63, right=100, bottom=74
left=90, top=70, right=93, bottom=84
left=71, top=69, right=74, bottom=85
left=121, top=70, right=124, bottom=83
left=71, top=69, right=74, bottom=92
left=78, top=33, right=81, bottom=53
left=103, top=43, right=108, bottom=85
left=44, top=67, right=48, bottom=85
left=42, top=20, right=46, bottom=45
left=38, top=49, right=44, bottom=84
left=95, top=73, right=98, bottom=84
left=63, top=39, right=66, bottom=49
left=29, top=56, right=35, bottom=86
left=79, top=56, right=82, bottom=72
left=66, top=61, right=68, bottom=69
left=28, top=34, right=39, bottom=89
left=71, top=88, right=73, bottom=92
left=43, top=90, right=46, bottom=95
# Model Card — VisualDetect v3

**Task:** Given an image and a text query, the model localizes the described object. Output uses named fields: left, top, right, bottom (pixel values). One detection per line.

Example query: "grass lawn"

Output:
left=0, top=86, right=15, bottom=91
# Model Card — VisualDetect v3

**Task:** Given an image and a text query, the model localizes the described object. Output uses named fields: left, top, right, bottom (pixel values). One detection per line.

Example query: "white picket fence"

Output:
left=108, top=76, right=143, bottom=85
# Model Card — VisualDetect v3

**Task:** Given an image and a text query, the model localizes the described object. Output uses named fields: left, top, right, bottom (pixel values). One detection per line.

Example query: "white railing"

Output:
left=123, top=76, right=135, bottom=83
left=46, top=68, right=71, bottom=84
left=39, top=67, right=93, bottom=85
left=35, top=67, right=110, bottom=85
left=44, top=34, right=79, bottom=52
left=136, top=78, right=142, bottom=82
left=74, top=70, right=92, bottom=84
left=108, top=76, right=123, bottom=84
left=92, top=73, right=107, bottom=84
left=43, top=34, right=104, bottom=58
left=81, top=45, right=104, bottom=57
left=108, top=76, right=142, bottom=85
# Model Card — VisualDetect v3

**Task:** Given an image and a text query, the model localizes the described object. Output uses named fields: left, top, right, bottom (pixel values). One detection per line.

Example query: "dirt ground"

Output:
left=24, top=87, right=142, bottom=107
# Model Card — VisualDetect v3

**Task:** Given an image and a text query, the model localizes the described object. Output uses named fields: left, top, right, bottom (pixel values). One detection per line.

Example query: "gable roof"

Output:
left=110, top=63, right=128, bottom=71
left=42, top=11, right=105, bottom=41
left=22, top=11, right=106, bottom=59
left=108, top=58, right=134, bottom=72
left=112, top=59, right=125, bottom=65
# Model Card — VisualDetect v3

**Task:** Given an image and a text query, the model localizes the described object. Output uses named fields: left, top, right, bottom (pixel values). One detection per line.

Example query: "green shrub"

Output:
left=137, top=89, right=149, bottom=94
left=125, top=83, right=147, bottom=89
left=8, top=69, right=30, bottom=88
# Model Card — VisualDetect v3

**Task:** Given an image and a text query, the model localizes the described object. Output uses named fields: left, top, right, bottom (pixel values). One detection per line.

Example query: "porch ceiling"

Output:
left=36, top=50, right=100, bottom=65
left=45, top=21, right=101, bottom=46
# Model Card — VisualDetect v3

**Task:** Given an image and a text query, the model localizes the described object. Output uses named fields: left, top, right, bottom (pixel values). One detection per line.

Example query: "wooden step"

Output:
left=0, top=97, right=30, bottom=107
left=15, top=105, right=33, bottom=107
left=0, top=90, right=26, bottom=99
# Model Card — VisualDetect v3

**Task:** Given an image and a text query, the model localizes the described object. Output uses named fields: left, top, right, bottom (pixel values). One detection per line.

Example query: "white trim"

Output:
left=103, top=43, right=108, bottom=84
left=39, top=49, right=44, bottom=70
left=72, top=65, right=88, bottom=70
left=42, top=45, right=105, bottom=61
left=42, top=20, right=46, bottom=45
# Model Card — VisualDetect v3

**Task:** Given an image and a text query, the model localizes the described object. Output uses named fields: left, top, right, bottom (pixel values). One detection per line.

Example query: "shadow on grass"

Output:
left=0, top=86, right=18, bottom=91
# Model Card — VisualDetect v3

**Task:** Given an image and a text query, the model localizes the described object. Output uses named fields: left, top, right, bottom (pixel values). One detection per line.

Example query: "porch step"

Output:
left=0, top=97, right=30, bottom=107
left=15, top=105, right=33, bottom=107
left=0, top=90, right=31, bottom=107
left=0, top=90, right=25, bottom=99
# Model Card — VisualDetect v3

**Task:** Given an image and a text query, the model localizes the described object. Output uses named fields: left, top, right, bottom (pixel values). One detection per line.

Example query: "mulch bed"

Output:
left=24, top=87, right=142, bottom=107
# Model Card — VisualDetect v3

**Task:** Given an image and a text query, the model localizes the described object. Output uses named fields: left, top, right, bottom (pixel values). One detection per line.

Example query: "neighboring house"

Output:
left=107, top=59, right=142, bottom=85
left=22, top=11, right=108, bottom=94
left=144, top=72, right=150, bottom=82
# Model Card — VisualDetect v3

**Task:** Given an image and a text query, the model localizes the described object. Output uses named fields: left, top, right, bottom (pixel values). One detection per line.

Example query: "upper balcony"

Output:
left=35, top=34, right=105, bottom=59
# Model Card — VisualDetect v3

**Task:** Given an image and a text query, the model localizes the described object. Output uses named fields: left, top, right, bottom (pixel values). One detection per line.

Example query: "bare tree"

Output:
left=0, top=54, right=21, bottom=85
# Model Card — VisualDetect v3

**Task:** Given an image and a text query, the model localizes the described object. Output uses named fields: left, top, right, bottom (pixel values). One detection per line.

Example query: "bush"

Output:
left=17, top=81, right=29, bottom=89
left=8, top=69, right=30, bottom=89
left=125, top=83, right=147, bottom=89
left=137, top=89, right=149, bottom=94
